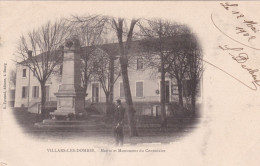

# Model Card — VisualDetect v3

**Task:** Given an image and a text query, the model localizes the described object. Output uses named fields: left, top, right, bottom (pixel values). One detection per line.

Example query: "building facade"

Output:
left=14, top=43, right=202, bottom=115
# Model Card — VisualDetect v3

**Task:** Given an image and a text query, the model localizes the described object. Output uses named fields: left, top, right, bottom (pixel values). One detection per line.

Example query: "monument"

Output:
left=35, top=37, right=105, bottom=128
left=51, top=37, right=85, bottom=119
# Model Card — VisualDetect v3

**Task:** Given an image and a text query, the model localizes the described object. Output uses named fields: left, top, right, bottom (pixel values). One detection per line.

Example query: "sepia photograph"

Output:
left=1, top=1, right=260, bottom=166
left=12, top=14, right=202, bottom=144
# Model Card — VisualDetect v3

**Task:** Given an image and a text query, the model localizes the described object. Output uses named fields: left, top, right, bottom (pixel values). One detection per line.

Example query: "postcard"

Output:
left=0, top=1, right=260, bottom=166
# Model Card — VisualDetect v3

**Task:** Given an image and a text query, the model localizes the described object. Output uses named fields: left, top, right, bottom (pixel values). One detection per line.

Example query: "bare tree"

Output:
left=74, top=16, right=140, bottom=135
left=111, top=18, right=139, bottom=136
left=16, top=19, right=71, bottom=116
left=139, top=19, right=202, bottom=119
left=167, top=29, right=194, bottom=108
left=92, top=48, right=121, bottom=115
left=69, top=15, right=109, bottom=107
left=138, top=19, right=184, bottom=128
left=186, top=38, right=203, bottom=115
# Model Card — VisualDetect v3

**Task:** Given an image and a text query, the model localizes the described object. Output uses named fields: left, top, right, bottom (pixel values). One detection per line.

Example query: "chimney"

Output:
left=27, top=50, right=32, bottom=58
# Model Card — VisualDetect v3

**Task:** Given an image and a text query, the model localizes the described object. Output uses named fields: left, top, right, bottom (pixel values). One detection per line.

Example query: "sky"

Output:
left=0, top=1, right=216, bottom=70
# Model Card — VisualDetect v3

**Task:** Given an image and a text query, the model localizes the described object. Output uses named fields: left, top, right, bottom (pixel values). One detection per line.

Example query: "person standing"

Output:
left=114, top=99, right=125, bottom=146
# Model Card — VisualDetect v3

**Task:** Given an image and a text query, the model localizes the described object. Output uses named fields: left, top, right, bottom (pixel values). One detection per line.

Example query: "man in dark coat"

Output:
left=114, top=99, right=125, bottom=146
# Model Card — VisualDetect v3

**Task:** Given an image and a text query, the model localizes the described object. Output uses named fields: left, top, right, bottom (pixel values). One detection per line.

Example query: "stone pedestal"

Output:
left=52, top=38, right=85, bottom=118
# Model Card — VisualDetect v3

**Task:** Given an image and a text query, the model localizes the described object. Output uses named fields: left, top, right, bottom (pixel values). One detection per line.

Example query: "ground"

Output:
left=11, top=107, right=200, bottom=145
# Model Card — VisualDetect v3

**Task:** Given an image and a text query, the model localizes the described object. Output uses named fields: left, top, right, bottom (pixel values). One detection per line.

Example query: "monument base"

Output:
left=52, top=90, right=86, bottom=119
left=35, top=115, right=106, bottom=129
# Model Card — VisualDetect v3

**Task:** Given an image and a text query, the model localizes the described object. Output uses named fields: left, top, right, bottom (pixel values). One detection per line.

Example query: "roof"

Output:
left=81, top=40, right=142, bottom=56
left=18, top=50, right=63, bottom=65
left=18, top=34, right=197, bottom=64
left=138, top=34, right=198, bottom=52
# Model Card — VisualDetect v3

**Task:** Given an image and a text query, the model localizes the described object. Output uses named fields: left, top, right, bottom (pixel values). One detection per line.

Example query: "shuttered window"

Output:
left=136, top=81, right=143, bottom=97
left=183, top=80, right=192, bottom=97
left=120, top=82, right=125, bottom=98
left=22, top=86, right=28, bottom=98
left=32, top=86, right=39, bottom=98
left=137, top=58, right=143, bottom=70
left=22, top=69, right=26, bottom=77
left=183, top=80, right=201, bottom=97
left=171, top=85, right=178, bottom=95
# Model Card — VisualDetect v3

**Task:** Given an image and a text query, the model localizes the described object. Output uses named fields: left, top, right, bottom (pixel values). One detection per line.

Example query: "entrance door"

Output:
left=92, top=83, right=99, bottom=103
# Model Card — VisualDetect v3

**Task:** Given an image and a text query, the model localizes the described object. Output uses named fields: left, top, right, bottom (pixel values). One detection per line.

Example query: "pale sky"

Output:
left=0, top=1, right=216, bottom=69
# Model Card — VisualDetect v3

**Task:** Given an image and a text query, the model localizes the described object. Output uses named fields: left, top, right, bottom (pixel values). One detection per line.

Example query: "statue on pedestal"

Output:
left=51, top=37, right=86, bottom=120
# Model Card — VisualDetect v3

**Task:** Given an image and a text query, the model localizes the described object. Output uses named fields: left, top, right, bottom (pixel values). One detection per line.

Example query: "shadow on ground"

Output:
left=12, top=107, right=200, bottom=145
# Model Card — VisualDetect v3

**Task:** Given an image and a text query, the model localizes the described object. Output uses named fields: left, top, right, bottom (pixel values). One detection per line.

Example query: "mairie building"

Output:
left=14, top=41, right=202, bottom=116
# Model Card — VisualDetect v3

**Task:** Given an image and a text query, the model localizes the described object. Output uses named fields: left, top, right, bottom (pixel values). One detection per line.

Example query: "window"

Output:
left=59, top=65, right=63, bottom=75
left=183, top=80, right=192, bottom=97
left=32, top=86, right=39, bottom=98
left=136, top=81, right=144, bottom=97
left=22, top=86, right=28, bottom=98
left=183, top=79, right=201, bottom=97
left=160, top=80, right=170, bottom=103
left=120, top=82, right=125, bottom=98
left=92, top=83, right=99, bottom=103
left=22, top=69, right=26, bottom=77
left=137, top=58, right=143, bottom=70
left=93, top=61, right=99, bottom=71
left=171, top=85, right=178, bottom=95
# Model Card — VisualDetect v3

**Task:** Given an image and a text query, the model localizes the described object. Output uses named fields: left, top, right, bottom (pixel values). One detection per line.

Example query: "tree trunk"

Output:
left=160, top=64, right=167, bottom=128
left=114, top=18, right=138, bottom=137
left=105, top=93, right=113, bottom=116
left=83, top=84, right=87, bottom=110
left=83, top=64, right=88, bottom=109
left=40, top=82, right=46, bottom=117
left=191, top=85, right=196, bottom=116
left=109, top=56, right=114, bottom=104
left=105, top=93, right=109, bottom=114
left=177, top=79, right=184, bottom=108
left=120, top=58, right=138, bottom=136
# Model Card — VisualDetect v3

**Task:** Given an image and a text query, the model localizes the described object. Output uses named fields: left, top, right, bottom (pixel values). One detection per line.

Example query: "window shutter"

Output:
left=36, top=86, right=39, bottom=98
left=136, top=82, right=143, bottom=97
left=32, top=86, right=39, bottom=98
left=32, top=86, right=35, bottom=98
left=25, top=87, right=28, bottom=97
left=22, top=87, right=25, bottom=98
left=22, top=86, right=28, bottom=98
